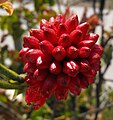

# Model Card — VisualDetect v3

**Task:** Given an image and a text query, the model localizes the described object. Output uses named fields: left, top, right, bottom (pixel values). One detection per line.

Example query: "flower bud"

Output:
left=69, top=77, right=81, bottom=95
left=57, top=23, right=68, bottom=37
left=24, top=63, right=36, bottom=73
left=77, top=40, right=95, bottom=48
left=54, top=15, right=65, bottom=27
left=49, top=61, right=62, bottom=75
left=41, top=74, right=57, bottom=98
left=19, top=48, right=29, bottom=62
left=30, top=29, right=45, bottom=41
left=39, top=40, right=54, bottom=55
left=71, top=76, right=81, bottom=87
left=58, top=34, right=71, bottom=48
left=26, top=49, right=43, bottom=62
left=26, top=76, right=39, bottom=86
left=57, top=23, right=68, bottom=36
left=91, top=61, right=100, bottom=71
left=43, top=27, right=57, bottom=45
left=23, top=36, right=39, bottom=48
left=79, top=60, right=91, bottom=72
left=40, top=19, right=56, bottom=31
left=63, top=61, right=79, bottom=77
left=85, top=33, right=99, bottom=43
left=33, top=69, right=48, bottom=81
left=91, top=44, right=103, bottom=56
left=70, top=30, right=82, bottom=45
left=82, top=69, right=96, bottom=78
left=87, top=77, right=95, bottom=84
left=65, top=14, right=79, bottom=33
left=76, top=22, right=89, bottom=39
left=89, top=53, right=100, bottom=64
left=78, top=47, right=91, bottom=58
left=79, top=74, right=89, bottom=88
left=52, top=46, right=66, bottom=61
left=66, top=46, right=78, bottom=59
left=36, top=54, right=51, bottom=69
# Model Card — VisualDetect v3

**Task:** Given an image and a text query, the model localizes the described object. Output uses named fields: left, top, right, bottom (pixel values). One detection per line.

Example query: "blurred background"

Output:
left=0, top=0, right=113, bottom=120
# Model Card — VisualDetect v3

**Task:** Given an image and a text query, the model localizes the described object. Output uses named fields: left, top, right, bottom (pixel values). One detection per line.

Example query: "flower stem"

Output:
left=0, top=80, right=26, bottom=89
left=0, top=63, right=24, bottom=83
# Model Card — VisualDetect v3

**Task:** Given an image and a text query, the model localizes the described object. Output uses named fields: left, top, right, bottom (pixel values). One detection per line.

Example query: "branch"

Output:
left=68, top=0, right=87, bottom=7
left=54, top=102, right=113, bottom=119
left=103, top=78, right=113, bottom=82
left=78, top=102, right=113, bottom=118
left=102, top=62, right=111, bottom=75
left=55, top=0, right=61, bottom=13
left=103, top=36, right=113, bottom=47
left=0, top=102, right=23, bottom=120
left=93, top=0, right=96, bottom=13
left=0, top=63, right=24, bottom=83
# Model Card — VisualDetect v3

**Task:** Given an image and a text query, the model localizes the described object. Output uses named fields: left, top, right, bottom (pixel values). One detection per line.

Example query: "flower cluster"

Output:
left=19, top=14, right=103, bottom=110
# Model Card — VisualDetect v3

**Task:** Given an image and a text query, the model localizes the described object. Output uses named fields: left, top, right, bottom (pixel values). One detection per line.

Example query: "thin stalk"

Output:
left=0, top=63, right=24, bottom=83
left=0, top=80, right=25, bottom=89
left=93, top=0, right=96, bottom=13
left=94, top=0, right=106, bottom=119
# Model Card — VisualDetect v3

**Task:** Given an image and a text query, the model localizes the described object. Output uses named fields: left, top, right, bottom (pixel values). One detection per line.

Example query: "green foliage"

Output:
left=102, top=108, right=113, bottom=120
left=34, top=0, right=55, bottom=12
left=103, top=44, right=112, bottom=64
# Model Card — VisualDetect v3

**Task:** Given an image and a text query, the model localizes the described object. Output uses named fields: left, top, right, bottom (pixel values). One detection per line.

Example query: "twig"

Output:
left=78, top=102, right=113, bottom=118
left=51, top=98, right=57, bottom=120
left=103, top=36, right=113, bottom=47
left=55, top=0, right=61, bottom=13
left=103, top=78, right=113, bottom=82
left=93, top=0, right=96, bottom=13
left=0, top=102, right=22, bottom=120
left=68, top=0, right=87, bottom=7
left=54, top=102, right=113, bottom=119
left=94, top=0, right=106, bottom=120
left=102, top=62, right=110, bottom=75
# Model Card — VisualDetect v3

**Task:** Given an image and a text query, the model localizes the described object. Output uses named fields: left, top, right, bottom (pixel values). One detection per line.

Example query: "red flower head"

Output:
left=19, top=14, right=103, bottom=110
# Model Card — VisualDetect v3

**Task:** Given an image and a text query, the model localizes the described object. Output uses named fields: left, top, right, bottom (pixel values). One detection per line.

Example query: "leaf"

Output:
left=87, top=14, right=100, bottom=31
left=0, top=1, right=14, bottom=16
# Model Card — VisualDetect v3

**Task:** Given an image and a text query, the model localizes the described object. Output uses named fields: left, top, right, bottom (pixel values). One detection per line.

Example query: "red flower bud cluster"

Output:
left=19, top=14, right=103, bottom=110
